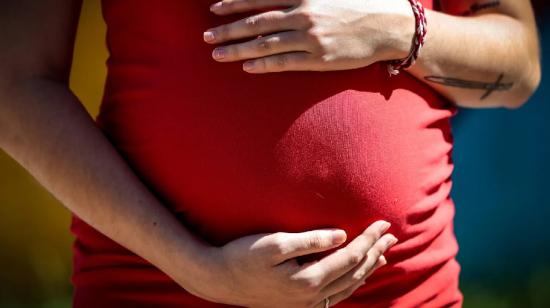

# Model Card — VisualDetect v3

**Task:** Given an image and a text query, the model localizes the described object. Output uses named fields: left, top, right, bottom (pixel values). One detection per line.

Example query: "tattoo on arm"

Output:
left=424, top=74, right=514, bottom=100
left=461, top=1, right=501, bottom=16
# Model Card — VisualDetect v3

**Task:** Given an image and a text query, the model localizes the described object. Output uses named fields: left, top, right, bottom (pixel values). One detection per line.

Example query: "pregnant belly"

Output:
left=98, top=63, right=455, bottom=247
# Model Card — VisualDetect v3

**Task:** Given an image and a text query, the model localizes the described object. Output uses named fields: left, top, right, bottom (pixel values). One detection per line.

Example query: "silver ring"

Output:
left=324, top=297, right=330, bottom=308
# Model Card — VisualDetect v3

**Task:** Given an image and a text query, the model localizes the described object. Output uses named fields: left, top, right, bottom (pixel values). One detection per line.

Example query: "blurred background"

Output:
left=0, top=1, right=548, bottom=307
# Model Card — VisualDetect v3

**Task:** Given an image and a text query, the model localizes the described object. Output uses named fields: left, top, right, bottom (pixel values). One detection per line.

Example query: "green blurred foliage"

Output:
left=461, top=264, right=550, bottom=308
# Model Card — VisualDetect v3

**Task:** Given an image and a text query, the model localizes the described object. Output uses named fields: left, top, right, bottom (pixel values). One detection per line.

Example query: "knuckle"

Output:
left=299, top=33, right=318, bottom=53
left=346, top=250, right=364, bottom=266
left=305, top=27, right=323, bottom=41
left=274, top=54, right=289, bottom=68
left=293, top=8, right=315, bottom=27
left=304, top=28, right=326, bottom=53
left=269, top=232, right=288, bottom=255
left=319, top=53, right=334, bottom=64
left=244, top=15, right=263, bottom=31
left=299, top=272, right=323, bottom=291
left=305, top=279, right=322, bottom=292
left=261, top=233, right=288, bottom=259
left=256, top=38, right=274, bottom=52
left=305, top=232, right=324, bottom=249
left=258, top=58, right=268, bottom=71
left=351, top=266, right=369, bottom=282
left=352, top=271, right=365, bottom=282
left=256, top=39, right=270, bottom=52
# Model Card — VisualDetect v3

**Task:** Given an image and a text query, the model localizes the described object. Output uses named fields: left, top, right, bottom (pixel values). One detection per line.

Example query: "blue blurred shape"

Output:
left=451, top=11, right=550, bottom=287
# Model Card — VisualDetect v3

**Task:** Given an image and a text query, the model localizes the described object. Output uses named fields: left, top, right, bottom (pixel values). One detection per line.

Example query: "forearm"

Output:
left=0, top=76, right=216, bottom=294
left=403, top=8, right=541, bottom=109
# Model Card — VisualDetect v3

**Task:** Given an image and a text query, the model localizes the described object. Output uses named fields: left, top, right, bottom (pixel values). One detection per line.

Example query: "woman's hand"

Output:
left=186, top=220, right=397, bottom=307
left=203, top=0, right=415, bottom=73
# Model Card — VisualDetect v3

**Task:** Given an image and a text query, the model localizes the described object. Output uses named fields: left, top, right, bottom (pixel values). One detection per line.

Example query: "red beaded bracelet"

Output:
left=387, top=0, right=427, bottom=76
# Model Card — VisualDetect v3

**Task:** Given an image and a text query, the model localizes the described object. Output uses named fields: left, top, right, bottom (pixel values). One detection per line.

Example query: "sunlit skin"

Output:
left=0, top=1, right=399, bottom=307
left=0, top=0, right=541, bottom=307
left=204, top=0, right=540, bottom=108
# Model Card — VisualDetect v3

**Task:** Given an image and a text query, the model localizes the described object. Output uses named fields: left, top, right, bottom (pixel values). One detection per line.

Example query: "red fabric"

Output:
left=71, top=0, right=463, bottom=307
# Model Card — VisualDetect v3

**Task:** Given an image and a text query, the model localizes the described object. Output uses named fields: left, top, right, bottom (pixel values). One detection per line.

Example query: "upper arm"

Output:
left=436, top=0, right=541, bottom=91
left=436, top=0, right=538, bottom=38
left=0, top=0, right=83, bottom=83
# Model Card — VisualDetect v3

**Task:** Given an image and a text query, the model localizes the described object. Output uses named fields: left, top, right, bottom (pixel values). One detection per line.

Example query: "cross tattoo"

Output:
left=424, top=74, right=513, bottom=100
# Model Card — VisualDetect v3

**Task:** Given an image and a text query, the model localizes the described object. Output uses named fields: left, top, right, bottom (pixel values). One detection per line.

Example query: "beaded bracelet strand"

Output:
left=387, top=0, right=427, bottom=76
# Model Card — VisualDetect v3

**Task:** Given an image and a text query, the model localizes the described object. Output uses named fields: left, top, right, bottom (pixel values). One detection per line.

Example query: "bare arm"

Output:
left=199, top=0, right=541, bottom=109
left=0, top=0, right=214, bottom=293
left=405, top=0, right=542, bottom=109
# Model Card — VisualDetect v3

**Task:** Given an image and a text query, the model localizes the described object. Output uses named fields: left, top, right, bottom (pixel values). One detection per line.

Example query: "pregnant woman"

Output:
left=0, top=0, right=540, bottom=307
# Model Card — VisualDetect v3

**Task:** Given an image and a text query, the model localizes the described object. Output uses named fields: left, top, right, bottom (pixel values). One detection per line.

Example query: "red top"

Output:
left=71, top=1, right=463, bottom=307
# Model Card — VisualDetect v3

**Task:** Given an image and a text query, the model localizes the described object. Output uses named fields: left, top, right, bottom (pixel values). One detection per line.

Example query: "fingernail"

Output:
left=213, top=48, right=226, bottom=59
left=387, top=235, right=398, bottom=246
left=243, top=61, right=255, bottom=71
left=210, top=2, right=222, bottom=11
left=379, top=221, right=391, bottom=233
left=203, top=31, right=216, bottom=42
left=331, top=230, right=347, bottom=245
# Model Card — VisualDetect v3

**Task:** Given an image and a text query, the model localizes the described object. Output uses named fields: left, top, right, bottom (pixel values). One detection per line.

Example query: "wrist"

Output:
left=377, top=0, right=417, bottom=62
left=145, top=227, right=228, bottom=303
left=172, top=244, right=233, bottom=303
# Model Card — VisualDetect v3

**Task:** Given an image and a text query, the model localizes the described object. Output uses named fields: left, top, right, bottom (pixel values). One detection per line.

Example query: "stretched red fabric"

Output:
left=71, top=1, right=463, bottom=307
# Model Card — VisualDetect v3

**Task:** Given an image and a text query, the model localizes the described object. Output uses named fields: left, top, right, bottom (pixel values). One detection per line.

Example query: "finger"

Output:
left=313, top=258, right=385, bottom=308
left=311, top=257, right=387, bottom=308
left=211, top=30, right=309, bottom=62
left=319, top=234, right=397, bottom=296
left=203, top=10, right=304, bottom=44
left=209, top=0, right=300, bottom=15
left=320, top=275, right=365, bottom=308
left=312, top=297, right=331, bottom=308
left=263, top=229, right=347, bottom=265
left=291, top=221, right=391, bottom=289
left=242, top=51, right=315, bottom=73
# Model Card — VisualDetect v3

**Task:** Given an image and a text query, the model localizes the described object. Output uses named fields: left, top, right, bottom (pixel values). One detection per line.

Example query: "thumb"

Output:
left=269, top=229, right=347, bottom=264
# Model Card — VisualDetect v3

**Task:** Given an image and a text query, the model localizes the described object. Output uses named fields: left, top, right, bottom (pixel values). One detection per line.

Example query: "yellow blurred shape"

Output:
left=0, top=0, right=107, bottom=305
